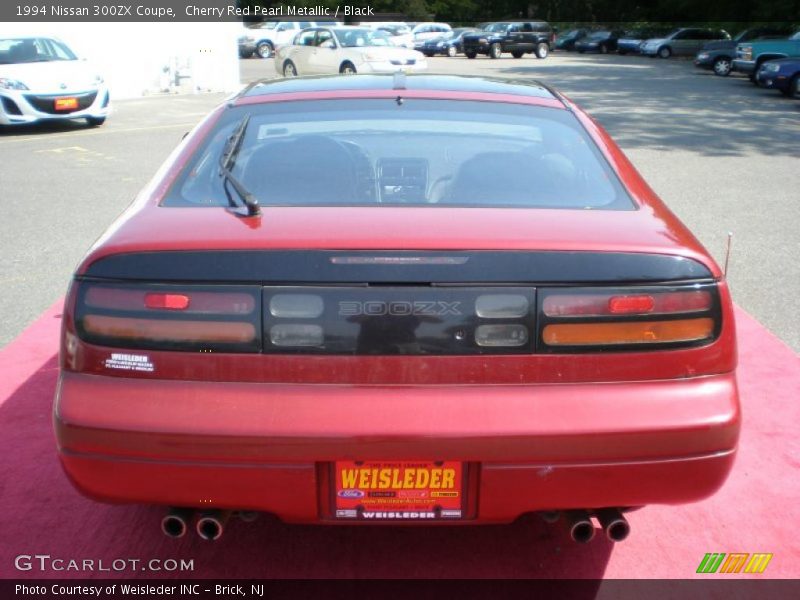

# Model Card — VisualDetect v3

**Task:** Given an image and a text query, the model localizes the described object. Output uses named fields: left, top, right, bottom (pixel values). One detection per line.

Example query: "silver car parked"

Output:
left=641, top=28, right=730, bottom=58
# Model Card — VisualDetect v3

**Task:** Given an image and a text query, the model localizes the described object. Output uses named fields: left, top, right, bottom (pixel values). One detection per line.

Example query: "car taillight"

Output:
left=538, top=284, right=720, bottom=351
left=75, top=283, right=261, bottom=352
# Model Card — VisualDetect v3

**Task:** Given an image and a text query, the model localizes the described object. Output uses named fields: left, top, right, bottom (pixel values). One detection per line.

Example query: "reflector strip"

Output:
left=83, top=315, right=256, bottom=344
left=542, top=318, right=714, bottom=346
left=543, top=290, right=712, bottom=317
left=84, top=287, right=255, bottom=314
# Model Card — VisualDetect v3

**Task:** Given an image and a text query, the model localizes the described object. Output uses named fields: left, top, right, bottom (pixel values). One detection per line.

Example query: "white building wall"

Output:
left=1, top=22, right=241, bottom=98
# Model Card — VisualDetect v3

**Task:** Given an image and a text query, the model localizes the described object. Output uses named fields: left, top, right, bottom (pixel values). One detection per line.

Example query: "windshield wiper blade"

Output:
left=218, top=115, right=261, bottom=217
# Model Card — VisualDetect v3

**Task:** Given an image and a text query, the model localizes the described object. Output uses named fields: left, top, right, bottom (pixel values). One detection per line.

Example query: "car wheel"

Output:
left=489, top=43, right=502, bottom=59
left=283, top=61, right=297, bottom=77
left=600, top=44, right=608, bottom=54
left=712, top=57, right=732, bottom=76
left=340, top=62, right=357, bottom=75
left=85, top=116, right=106, bottom=127
left=465, top=51, right=477, bottom=59
left=447, top=45, right=457, bottom=57
left=657, top=46, right=672, bottom=59
left=256, top=41, right=274, bottom=59
left=511, top=51, right=524, bottom=59
left=535, top=42, right=549, bottom=59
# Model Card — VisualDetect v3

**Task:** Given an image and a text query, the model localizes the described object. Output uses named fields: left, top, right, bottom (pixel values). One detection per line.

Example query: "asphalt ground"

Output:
left=1, top=51, right=799, bottom=351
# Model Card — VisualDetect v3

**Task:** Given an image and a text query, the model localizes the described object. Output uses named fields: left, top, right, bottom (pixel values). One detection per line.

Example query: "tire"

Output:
left=465, top=51, right=477, bottom=59
left=489, top=43, right=502, bottom=59
left=511, top=51, right=524, bottom=59
left=282, top=61, right=297, bottom=77
left=256, top=41, right=274, bottom=59
left=340, top=62, right=357, bottom=75
left=535, top=42, right=549, bottom=59
left=85, top=116, right=106, bottom=127
left=712, top=57, right=732, bottom=76
left=447, top=45, right=457, bottom=57
left=657, top=46, right=671, bottom=59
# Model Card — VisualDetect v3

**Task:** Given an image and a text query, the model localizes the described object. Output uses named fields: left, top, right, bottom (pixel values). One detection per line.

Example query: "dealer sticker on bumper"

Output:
left=334, top=461, right=463, bottom=520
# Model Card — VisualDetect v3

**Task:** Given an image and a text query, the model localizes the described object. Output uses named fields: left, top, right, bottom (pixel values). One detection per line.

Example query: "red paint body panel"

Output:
left=55, top=371, right=739, bottom=522
left=55, top=77, right=740, bottom=523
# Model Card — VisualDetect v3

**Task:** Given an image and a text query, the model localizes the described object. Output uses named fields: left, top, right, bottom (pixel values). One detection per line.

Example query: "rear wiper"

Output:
left=218, top=114, right=261, bottom=217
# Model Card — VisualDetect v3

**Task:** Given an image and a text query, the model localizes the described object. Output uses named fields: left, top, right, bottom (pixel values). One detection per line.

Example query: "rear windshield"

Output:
left=164, top=98, right=634, bottom=210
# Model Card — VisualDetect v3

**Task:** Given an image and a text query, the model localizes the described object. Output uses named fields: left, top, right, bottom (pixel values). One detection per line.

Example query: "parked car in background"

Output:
left=575, top=30, right=624, bottom=54
left=755, top=57, right=800, bottom=97
left=419, top=28, right=477, bottom=57
left=238, top=26, right=257, bottom=58
left=411, top=23, right=452, bottom=45
left=462, top=21, right=554, bottom=59
left=274, top=26, right=427, bottom=76
left=554, top=28, right=589, bottom=51
left=616, top=28, right=671, bottom=54
left=694, top=26, right=794, bottom=76
left=249, top=20, right=340, bottom=58
left=0, top=35, right=109, bottom=127
left=373, top=23, right=414, bottom=48
left=733, top=31, right=800, bottom=81
left=641, top=28, right=730, bottom=59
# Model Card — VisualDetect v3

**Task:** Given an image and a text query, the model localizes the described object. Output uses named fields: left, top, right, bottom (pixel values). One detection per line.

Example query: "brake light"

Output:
left=75, top=283, right=261, bottom=352
left=539, top=285, right=719, bottom=351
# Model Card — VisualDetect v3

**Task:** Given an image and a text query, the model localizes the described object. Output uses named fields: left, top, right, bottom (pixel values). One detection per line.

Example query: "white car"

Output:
left=0, top=35, right=109, bottom=127
left=411, top=22, right=453, bottom=46
left=367, top=23, right=415, bottom=48
left=249, top=20, right=343, bottom=58
left=274, top=26, right=428, bottom=77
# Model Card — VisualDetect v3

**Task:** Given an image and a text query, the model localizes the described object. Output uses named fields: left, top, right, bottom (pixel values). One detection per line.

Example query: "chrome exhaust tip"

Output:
left=564, top=510, right=596, bottom=543
left=196, top=510, right=231, bottom=541
left=161, top=507, right=193, bottom=539
left=597, top=508, right=630, bottom=542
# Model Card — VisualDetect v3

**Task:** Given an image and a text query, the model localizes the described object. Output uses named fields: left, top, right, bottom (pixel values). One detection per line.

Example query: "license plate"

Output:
left=333, top=460, right=464, bottom=520
left=54, top=97, right=78, bottom=111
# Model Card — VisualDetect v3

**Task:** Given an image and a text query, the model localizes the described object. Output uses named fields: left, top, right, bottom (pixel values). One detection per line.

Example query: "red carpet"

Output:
left=0, top=301, right=798, bottom=579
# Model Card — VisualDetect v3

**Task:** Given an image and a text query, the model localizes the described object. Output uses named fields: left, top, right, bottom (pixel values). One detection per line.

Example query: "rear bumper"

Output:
left=54, top=371, right=740, bottom=523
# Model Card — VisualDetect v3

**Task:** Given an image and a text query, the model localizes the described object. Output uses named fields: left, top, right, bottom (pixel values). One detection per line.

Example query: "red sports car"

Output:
left=54, top=75, right=739, bottom=543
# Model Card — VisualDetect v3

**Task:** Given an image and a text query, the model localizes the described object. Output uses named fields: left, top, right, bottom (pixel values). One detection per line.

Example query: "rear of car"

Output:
left=0, top=35, right=109, bottom=126
left=54, top=76, right=739, bottom=536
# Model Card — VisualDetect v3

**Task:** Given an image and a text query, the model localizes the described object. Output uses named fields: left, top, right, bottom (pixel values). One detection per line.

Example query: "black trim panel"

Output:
left=83, top=250, right=713, bottom=284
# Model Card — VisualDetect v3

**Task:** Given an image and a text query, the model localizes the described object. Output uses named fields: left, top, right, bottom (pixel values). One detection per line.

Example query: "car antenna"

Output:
left=724, top=231, right=733, bottom=277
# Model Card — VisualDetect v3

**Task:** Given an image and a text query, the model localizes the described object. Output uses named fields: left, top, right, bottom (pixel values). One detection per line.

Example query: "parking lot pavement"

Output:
left=1, top=53, right=798, bottom=351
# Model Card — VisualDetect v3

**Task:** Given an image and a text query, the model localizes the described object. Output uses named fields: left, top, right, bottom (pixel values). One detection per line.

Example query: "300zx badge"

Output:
left=339, top=301, right=462, bottom=317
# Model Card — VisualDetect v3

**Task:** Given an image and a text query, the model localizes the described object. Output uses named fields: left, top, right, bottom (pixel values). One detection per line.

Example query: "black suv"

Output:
left=462, top=21, right=554, bottom=59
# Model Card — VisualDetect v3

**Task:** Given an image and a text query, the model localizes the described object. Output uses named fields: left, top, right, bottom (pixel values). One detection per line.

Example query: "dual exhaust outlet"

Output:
left=161, top=508, right=232, bottom=541
left=161, top=506, right=629, bottom=543
left=559, top=508, right=631, bottom=543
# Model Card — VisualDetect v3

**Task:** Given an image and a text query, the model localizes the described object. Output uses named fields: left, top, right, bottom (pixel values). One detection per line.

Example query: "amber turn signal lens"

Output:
left=83, top=315, right=256, bottom=344
left=542, top=318, right=714, bottom=346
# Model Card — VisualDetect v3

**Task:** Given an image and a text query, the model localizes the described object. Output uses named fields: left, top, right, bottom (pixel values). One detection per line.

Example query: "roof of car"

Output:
left=241, top=74, right=559, bottom=101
